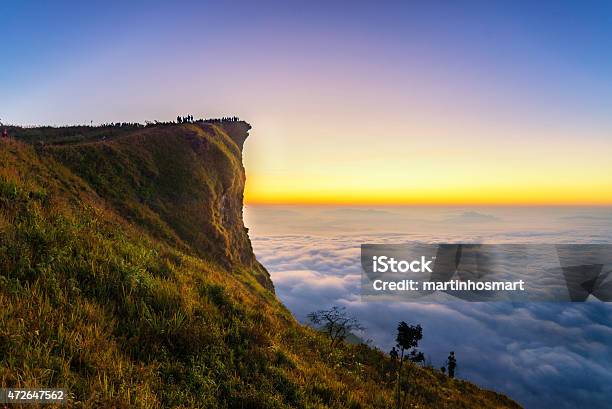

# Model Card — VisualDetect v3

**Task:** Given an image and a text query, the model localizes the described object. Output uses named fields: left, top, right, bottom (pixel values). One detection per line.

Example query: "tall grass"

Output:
left=0, top=130, right=521, bottom=408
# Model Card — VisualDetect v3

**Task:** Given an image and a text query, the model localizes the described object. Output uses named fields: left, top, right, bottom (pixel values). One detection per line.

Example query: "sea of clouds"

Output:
left=245, top=206, right=612, bottom=409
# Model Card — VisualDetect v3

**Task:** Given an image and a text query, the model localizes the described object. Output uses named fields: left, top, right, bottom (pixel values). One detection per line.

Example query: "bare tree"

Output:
left=307, top=306, right=364, bottom=349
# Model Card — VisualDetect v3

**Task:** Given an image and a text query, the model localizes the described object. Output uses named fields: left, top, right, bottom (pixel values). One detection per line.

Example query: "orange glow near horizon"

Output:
left=244, top=188, right=612, bottom=206
left=244, top=173, right=612, bottom=207
left=243, top=121, right=612, bottom=206
left=244, top=169, right=612, bottom=205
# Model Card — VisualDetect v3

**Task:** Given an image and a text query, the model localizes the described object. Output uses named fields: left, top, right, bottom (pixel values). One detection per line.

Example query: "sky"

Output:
left=2, top=1, right=612, bottom=204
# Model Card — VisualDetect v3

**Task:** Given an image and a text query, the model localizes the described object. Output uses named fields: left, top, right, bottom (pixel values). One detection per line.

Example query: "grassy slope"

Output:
left=0, top=124, right=521, bottom=408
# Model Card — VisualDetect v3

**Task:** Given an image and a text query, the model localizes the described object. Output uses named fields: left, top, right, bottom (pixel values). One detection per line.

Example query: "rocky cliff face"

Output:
left=44, top=121, right=273, bottom=290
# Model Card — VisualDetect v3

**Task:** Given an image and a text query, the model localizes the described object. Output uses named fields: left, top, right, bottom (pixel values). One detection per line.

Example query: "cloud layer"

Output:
left=248, top=206, right=612, bottom=409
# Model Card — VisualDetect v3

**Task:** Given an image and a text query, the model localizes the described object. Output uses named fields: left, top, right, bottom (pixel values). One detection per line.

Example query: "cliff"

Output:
left=0, top=122, right=521, bottom=408
left=41, top=121, right=272, bottom=290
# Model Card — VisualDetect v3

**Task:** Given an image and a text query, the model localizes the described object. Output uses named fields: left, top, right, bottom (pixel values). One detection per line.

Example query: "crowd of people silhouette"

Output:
left=177, top=114, right=241, bottom=124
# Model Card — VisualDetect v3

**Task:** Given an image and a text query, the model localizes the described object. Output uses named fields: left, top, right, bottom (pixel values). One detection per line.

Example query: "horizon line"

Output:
left=244, top=201, right=612, bottom=207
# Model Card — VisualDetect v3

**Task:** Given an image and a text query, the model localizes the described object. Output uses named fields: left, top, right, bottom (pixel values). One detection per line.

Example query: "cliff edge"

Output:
left=42, top=121, right=272, bottom=290
left=0, top=122, right=521, bottom=408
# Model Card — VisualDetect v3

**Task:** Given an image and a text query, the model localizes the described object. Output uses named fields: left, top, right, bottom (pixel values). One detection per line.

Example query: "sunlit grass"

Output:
left=0, top=128, right=521, bottom=408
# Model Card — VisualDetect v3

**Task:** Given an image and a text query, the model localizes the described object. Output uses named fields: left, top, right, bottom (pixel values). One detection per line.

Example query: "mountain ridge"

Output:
left=0, top=122, right=522, bottom=408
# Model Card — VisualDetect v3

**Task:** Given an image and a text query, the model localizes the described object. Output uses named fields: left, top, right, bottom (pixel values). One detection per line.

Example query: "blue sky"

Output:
left=4, top=0, right=612, bottom=125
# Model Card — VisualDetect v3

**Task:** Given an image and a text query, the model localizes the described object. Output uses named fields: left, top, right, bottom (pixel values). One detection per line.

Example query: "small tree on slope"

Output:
left=393, top=321, right=423, bottom=409
left=307, top=306, right=364, bottom=349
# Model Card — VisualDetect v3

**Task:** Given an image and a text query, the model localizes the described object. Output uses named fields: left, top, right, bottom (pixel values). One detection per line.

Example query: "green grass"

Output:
left=0, top=124, right=522, bottom=408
